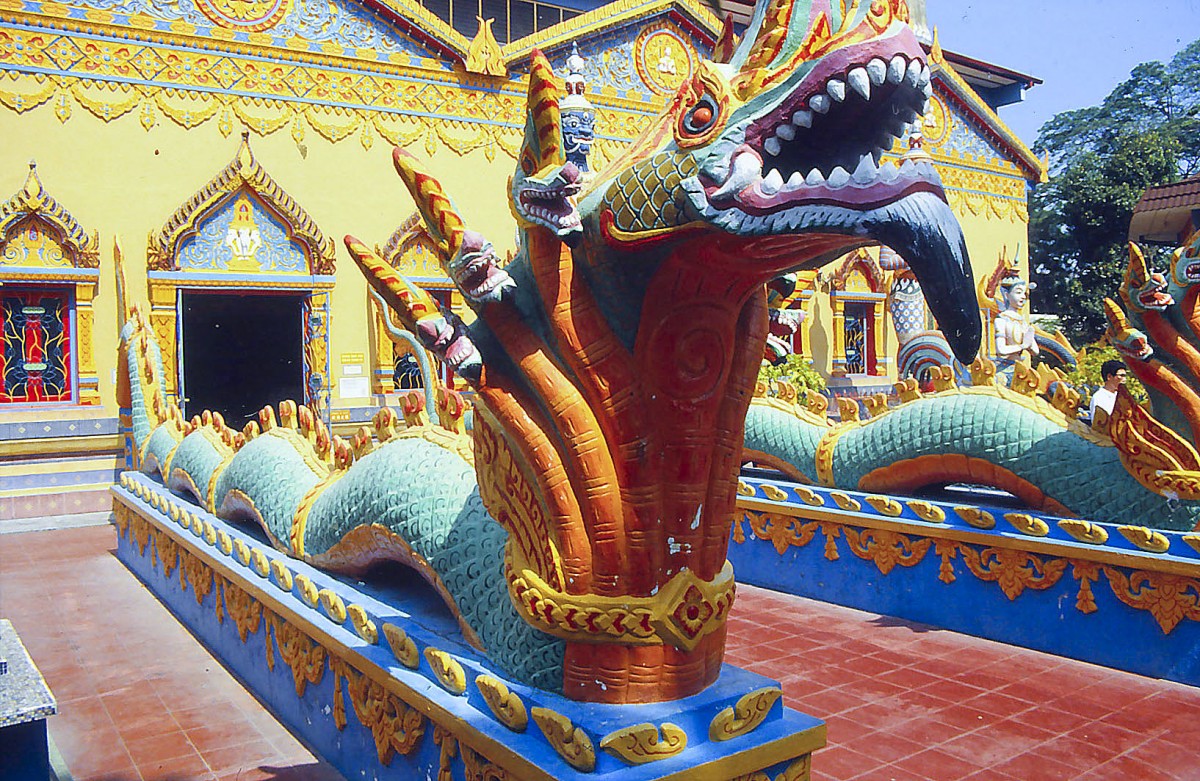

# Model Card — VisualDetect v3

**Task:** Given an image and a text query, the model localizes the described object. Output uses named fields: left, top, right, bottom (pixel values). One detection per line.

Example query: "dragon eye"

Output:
left=520, top=151, right=535, bottom=175
left=683, top=96, right=719, bottom=135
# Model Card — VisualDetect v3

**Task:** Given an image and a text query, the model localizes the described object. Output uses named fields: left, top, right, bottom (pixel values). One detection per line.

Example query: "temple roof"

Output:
left=1129, top=175, right=1200, bottom=245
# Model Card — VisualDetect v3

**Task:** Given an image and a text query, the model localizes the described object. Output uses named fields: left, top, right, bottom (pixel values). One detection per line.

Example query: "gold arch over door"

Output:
left=0, top=162, right=101, bottom=405
left=145, top=134, right=336, bottom=420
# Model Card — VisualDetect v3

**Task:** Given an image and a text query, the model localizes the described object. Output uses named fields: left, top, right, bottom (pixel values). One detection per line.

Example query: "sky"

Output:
left=930, top=0, right=1200, bottom=148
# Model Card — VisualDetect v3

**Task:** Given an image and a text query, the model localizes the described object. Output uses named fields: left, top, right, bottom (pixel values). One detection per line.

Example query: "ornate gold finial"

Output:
left=600, top=722, right=687, bottom=765
left=436, top=386, right=468, bottom=434
left=836, top=397, right=860, bottom=423
left=929, top=26, right=945, bottom=64
left=465, top=17, right=506, bottom=77
left=865, top=495, right=903, bottom=517
left=1010, top=360, right=1039, bottom=397
left=1117, top=525, right=1170, bottom=553
left=862, top=393, right=889, bottom=418
left=381, top=623, right=420, bottom=669
left=1004, top=513, right=1050, bottom=537
left=894, top=377, right=921, bottom=403
left=954, top=506, right=995, bottom=529
left=930, top=365, right=957, bottom=392
left=805, top=391, right=829, bottom=420
left=969, top=357, right=997, bottom=387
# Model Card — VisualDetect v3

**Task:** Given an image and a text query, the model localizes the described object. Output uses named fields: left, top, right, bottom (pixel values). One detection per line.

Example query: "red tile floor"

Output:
left=0, top=524, right=344, bottom=781
left=2, top=523, right=1198, bottom=780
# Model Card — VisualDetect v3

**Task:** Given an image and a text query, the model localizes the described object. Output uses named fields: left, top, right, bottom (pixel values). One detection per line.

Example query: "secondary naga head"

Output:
left=588, top=0, right=980, bottom=363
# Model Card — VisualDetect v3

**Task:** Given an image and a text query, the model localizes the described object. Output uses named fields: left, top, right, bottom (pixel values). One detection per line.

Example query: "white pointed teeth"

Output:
left=921, top=81, right=933, bottom=99
left=792, top=110, right=812, bottom=128
left=787, top=171, right=804, bottom=188
left=805, top=168, right=824, bottom=186
left=761, top=168, right=784, bottom=194
left=866, top=58, right=887, bottom=86
left=921, top=97, right=931, bottom=115
left=852, top=154, right=876, bottom=184
left=776, top=123, right=796, bottom=141
left=711, top=150, right=762, bottom=199
left=887, top=55, right=905, bottom=84
left=827, top=166, right=851, bottom=188
left=917, top=64, right=932, bottom=89
left=810, top=93, right=831, bottom=114
left=764, top=136, right=782, bottom=156
left=904, top=59, right=922, bottom=88
left=847, top=68, right=871, bottom=101
left=879, top=161, right=899, bottom=183
left=827, top=78, right=846, bottom=103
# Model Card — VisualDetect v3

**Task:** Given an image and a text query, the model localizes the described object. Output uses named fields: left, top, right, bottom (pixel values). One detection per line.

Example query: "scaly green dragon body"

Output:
left=122, top=0, right=986, bottom=701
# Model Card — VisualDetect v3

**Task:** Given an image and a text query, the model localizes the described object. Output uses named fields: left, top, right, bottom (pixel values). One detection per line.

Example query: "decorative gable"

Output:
left=146, top=133, right=335, bottom=276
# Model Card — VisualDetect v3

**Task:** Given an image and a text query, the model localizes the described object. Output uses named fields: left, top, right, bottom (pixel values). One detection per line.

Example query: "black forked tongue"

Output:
left=863, top=192, right=981, bottom=364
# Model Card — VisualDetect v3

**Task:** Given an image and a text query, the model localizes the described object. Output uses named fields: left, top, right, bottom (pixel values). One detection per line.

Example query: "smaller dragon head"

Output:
left=1168, top=227, right=1200, bottom=290
left=1104, top=297, right=1153, bottom=362
left=508, top=50, right=584, bottom=245
left=1122, top=242, right=1174, bottom=313
left=448, top=229, right=515, bottom=305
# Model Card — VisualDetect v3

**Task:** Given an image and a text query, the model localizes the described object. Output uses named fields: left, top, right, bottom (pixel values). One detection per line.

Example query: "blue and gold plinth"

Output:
left=731, top=473, right=1200, bottom=687
left=112, top=472, right=825, bottom=781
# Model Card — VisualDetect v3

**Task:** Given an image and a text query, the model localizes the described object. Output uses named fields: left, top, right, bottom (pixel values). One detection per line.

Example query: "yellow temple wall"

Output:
left=0, top=107, right=521, bottom=413
left=0, top=0, right=1046, bottom=519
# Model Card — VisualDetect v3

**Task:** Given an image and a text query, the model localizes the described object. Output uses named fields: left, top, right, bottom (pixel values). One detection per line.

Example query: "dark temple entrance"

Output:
left=180, top=292, right=305, bottom=427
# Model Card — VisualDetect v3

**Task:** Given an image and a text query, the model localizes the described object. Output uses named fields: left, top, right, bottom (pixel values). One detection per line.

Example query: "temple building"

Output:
left=0, top=0, right=1044, bottom=523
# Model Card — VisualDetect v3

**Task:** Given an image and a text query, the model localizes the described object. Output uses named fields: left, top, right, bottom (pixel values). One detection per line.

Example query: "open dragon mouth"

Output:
left=519, top=182, right=583, bottom=232
left=1184, top=261, right=1200, bottom=283
left=681, top=42, right=979, bottom=363
left=1137, top=280, right=1174, bottom=310
left=704, top=53, right=934, bottom=215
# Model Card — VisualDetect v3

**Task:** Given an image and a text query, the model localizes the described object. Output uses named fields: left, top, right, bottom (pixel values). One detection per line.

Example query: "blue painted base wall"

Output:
left=729, top=527, right=1200, bottom=687
left=112, top=482, right=826, bottom=781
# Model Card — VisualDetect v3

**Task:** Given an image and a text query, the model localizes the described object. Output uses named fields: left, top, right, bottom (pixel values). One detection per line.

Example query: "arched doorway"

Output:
left=145, top=134, right=335, bottom=426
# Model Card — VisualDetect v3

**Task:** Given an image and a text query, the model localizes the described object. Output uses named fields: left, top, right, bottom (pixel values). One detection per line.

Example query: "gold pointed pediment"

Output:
left=146, top=133, right=335, bottom=275
left=0, top=162, right=100, bottom=270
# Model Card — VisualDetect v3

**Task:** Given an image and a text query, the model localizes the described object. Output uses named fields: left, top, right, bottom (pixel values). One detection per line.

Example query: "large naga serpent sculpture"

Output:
left=119, top=0, right=980, bottom=702
left=746, top=231, right=1200, bottom=533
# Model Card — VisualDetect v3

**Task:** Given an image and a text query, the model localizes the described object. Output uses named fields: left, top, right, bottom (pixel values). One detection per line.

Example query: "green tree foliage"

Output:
left=758, top=353, right=828, bottom=395
left=1030, top=39, right=1200, bottom=345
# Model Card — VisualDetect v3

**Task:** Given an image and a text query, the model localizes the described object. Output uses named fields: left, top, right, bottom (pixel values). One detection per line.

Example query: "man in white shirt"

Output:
left=1089, top=360, right=1127, bottom=422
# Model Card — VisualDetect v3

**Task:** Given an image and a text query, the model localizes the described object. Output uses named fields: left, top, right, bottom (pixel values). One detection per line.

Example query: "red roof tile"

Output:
left=1133, top=175, right=1200, bottom=215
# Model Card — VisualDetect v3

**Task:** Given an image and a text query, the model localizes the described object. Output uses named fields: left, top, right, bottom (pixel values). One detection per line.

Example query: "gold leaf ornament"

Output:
left=531, top=707, right=595, bottom=772
left=381, top=623, right=420, bottom=669
left=709, top=687, right=781, bottom=742
left=423, top=647, right=466, bottom=694
left=600, top=722, right=687, bottom=764
left=475, top=675, right=528, bottom=732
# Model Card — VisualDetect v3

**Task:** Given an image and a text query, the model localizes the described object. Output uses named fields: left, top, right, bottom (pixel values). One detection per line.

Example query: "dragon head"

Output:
left=508, top=50, right=584, bottom=245
left=589, top=0, right=979, bottom=362
left=1168, top=227, right=1200, bottom=290
left=1104, top=297, right=1153, bottom=362
left=1122, top=242, right=1173, bottom=313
